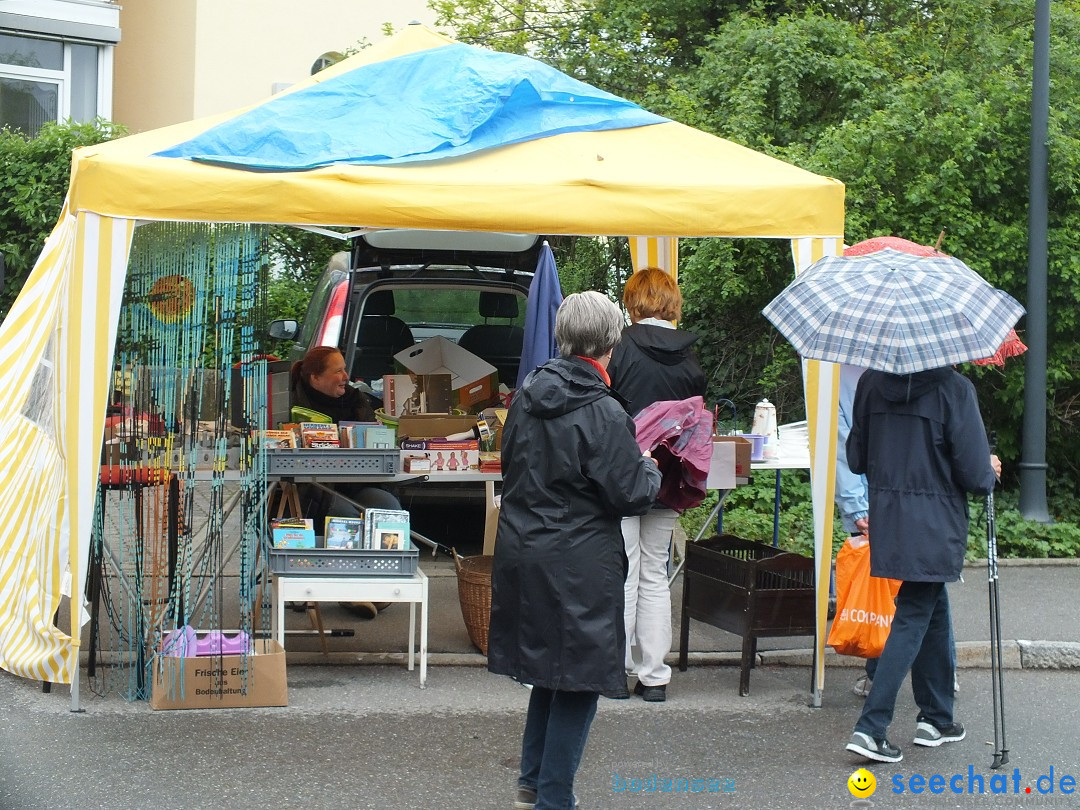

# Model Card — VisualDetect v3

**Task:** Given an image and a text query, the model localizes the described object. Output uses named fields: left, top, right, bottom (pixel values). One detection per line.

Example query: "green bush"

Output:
left=681, top=474, right=1080, bottom=561
left=0, top=119, right=126, bottom=319
left=966, top=491, right=1080, bottom=560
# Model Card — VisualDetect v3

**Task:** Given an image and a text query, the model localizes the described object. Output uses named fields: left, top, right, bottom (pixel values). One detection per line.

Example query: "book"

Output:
left=272, top=516, right=314, bottom=533
left=324, top=516, right=365, bottom=549
left=364, top=508, right=411, bottom=551
left=271, top=517, right=315, bottom=549
left=364, top=426, right=396, bottom=449
left=478, top=451, right=502, bottom=473
left=300, top=422, right=341, bottom=449
left=257, top=429, right=297, bottom=449
left=339, top=421, right=379, bottom=448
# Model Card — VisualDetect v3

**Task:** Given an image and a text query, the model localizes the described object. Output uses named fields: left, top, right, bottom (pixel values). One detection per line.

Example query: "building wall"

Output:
left=113, top=0, right=437, bottom=133
left=112, top=1, right=197, bottom=132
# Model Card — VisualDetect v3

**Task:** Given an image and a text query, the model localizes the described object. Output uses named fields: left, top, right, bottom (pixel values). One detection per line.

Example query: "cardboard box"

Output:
left=403, top=455, right=433, bottom=473
left=706, top=441, right=736, bottom=490
left=400, top=440, right=480, bottom=473
left=483, top=480, right=500, bottom=555
left=383, top=374, right=415, bottom=417
left=383, top=373, right=453, bottom=416
left=231, top=359, right=292, bottom=430
left=396, top=413, right=477, bottom=440
left=711, top=435, right=752, bottom=478
left=394, top=337, right=498, bottom=410
left=149, top=639, right=288, bottom=710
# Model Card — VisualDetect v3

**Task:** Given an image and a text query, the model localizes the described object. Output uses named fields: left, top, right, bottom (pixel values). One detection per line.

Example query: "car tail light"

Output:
left=316, top=280, right=348, bottom=347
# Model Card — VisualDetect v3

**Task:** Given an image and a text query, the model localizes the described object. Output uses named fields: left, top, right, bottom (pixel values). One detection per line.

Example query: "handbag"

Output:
left=827, top=535, right=902, bottom=658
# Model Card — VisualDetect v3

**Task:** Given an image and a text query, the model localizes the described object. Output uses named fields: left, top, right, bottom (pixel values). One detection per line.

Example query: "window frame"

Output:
left=0, top=33, right=112, bottom=135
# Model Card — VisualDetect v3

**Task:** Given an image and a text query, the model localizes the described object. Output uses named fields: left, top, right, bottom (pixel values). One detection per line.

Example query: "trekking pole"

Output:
left=986, top=440, right=1009, bottom=768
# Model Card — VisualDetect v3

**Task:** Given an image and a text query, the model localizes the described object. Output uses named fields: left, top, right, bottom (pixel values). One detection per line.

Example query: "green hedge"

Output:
left=680, top=473, right=1080, bottom=561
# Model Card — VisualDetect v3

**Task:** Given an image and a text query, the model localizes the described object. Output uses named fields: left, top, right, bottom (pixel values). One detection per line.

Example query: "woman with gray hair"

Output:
left=488, top=291, right=662, bottom=810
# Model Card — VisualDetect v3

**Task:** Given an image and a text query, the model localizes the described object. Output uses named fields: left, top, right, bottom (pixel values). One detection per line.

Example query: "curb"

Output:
left=964, top=557, right=1080, bottom=568
left=279, top=640, right=1080, bottom=670
left=753, top=639, right=1080, bottom=671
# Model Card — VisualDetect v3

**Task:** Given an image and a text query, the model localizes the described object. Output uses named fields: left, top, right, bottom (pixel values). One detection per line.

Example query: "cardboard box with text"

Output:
left=150, top=639, right=287, bottom=710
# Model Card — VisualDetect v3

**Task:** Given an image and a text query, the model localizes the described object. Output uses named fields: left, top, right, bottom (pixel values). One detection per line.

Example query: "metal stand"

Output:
left=986, top=489, right=1010, bottom=768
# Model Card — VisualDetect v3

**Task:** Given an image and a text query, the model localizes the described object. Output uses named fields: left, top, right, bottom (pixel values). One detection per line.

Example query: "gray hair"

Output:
left=554, top=291, right=624, bottom=359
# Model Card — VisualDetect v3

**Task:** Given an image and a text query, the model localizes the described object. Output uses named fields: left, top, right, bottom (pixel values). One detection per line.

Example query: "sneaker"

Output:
left=514, top=787, right=578, bottom=809
left=913, top=719, right=966, bottom=747
left=954, top=674, right=960, bottom=694
left=514, top=786, right=536, bottom=810
left=601, top=684, right=630, bottom=699
left=633, top=681, right=667, bottom=702
left=846, top=731, right=903, bottom=763
left=852, top=674, right=873, bottom=698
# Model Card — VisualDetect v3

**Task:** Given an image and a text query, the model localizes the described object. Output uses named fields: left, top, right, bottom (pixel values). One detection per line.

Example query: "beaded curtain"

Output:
left=89, top=222, right=270, bottom=700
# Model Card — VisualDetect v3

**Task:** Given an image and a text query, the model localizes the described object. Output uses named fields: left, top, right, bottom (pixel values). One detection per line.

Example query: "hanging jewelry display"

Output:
left=89, top=222, right=270, bottom=700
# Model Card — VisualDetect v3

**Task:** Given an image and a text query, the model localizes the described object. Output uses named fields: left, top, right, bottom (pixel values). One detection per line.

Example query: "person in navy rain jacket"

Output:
left=844, top=366, right=1000, bottom=764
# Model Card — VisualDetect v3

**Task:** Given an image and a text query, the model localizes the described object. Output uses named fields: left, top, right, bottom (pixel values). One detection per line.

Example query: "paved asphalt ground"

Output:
left=2, top=664, right=1079, bottom=809
left=2, top=548, right=1078, bottom=809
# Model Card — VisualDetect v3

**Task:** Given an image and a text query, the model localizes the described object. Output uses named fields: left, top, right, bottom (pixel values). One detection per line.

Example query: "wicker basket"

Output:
left=453, top=549, right=494, bottom=655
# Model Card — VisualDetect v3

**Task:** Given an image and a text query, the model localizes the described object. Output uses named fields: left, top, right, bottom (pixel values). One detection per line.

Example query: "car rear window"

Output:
left=390, top=288, right=525, bottom=343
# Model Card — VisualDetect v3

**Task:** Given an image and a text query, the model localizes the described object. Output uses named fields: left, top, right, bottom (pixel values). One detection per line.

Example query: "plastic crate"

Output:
left=269, top=547, right=419, bottom=577
left=266, top=448, right=399, bottom=476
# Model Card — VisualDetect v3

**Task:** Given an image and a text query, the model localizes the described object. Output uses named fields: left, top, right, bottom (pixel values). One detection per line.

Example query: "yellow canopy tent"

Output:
left=0, top=24, right=844, bottom=705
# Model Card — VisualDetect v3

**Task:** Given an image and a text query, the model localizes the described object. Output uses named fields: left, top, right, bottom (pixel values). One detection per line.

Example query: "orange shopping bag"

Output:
left=827, top=535, right=902, bottom=658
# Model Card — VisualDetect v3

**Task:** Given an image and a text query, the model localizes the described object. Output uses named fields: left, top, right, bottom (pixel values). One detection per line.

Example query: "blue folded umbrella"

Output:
left=517, top=242, right=563, bottom=388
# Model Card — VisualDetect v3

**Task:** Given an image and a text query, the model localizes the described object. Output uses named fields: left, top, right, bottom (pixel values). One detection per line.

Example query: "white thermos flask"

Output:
left=752, top=399, right=779, bottom=459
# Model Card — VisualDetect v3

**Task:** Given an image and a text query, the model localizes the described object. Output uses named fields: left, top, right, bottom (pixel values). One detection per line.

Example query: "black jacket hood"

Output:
left=623, top=323, right=699, bottom=367
left=518, top=357, right=610, bottom=419
left=879, top=367, right=954, bottom=404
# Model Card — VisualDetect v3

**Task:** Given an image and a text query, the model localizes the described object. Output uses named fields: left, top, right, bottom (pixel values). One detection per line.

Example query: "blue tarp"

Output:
left=155, top=43, right=667, bottom=170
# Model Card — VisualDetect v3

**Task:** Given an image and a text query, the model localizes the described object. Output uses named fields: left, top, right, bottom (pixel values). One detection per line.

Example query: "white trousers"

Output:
left=622, top=509, right=678, bottom=686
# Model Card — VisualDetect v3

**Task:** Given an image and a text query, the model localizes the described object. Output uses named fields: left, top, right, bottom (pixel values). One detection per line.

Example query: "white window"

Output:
left=0, top=32, right=106, bottom=135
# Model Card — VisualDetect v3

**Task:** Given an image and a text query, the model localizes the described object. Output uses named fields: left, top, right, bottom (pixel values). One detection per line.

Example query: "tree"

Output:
left=432, top=0, right=1080, bottom=522
left=0, top=119, right=127, bottom=319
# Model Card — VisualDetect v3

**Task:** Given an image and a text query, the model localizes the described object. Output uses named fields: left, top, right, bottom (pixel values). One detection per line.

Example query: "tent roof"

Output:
left=68, top=25, right=844, bottom=238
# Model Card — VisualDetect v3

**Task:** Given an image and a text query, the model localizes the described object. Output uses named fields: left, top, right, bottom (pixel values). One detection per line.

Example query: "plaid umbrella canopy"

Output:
left=763, top=248, right=1025, bottom=374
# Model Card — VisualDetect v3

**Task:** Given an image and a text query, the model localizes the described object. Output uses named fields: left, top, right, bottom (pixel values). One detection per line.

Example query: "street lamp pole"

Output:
left=1019, top=0, right=1051, bottom=521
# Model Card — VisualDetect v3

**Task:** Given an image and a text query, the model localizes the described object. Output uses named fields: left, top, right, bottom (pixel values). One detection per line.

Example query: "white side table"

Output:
left=272, top=569, right=428, bottom=686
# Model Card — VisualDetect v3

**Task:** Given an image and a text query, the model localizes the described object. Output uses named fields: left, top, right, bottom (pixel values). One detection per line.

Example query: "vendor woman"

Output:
left=290, top=345, right=377, bottom=424
left=289, top=346, right=400, bottom=619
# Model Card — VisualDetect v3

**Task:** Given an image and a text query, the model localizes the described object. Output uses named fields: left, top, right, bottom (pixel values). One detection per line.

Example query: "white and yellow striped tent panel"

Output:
left=0, top=212, right=132, bottom=683
left=630, top=236, right=679, bottom=279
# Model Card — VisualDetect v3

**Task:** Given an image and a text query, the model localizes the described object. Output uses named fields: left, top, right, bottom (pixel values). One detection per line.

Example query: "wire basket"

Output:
left=453, top=548, right=494, bottom=655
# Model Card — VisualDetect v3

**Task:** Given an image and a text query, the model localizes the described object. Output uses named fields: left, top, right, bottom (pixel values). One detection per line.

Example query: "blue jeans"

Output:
left=520, top=687, right=599, bottom=810
left=855, top=581, right=955, bottom=740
